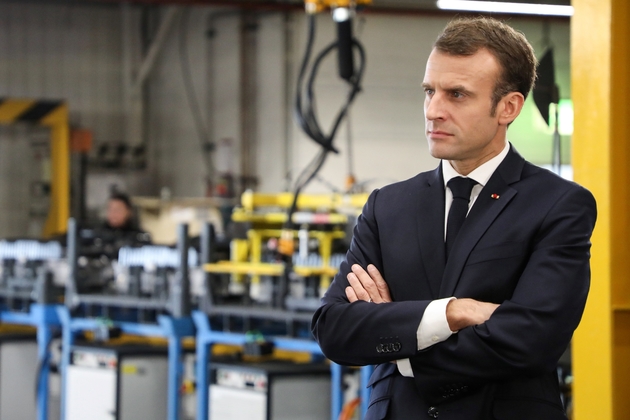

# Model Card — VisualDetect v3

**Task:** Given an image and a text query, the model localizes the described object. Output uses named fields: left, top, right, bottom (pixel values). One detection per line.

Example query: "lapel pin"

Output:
left=491, top=193, right=500, bottom=200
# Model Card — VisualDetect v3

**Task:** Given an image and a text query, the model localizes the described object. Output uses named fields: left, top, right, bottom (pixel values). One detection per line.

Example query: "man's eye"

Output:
left=452, top=91, right=464, bottom=98
left=424, top=89, right=434, bottom=95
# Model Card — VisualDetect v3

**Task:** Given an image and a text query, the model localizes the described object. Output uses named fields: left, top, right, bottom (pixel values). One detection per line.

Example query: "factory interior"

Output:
left=0, top=0, right=626, bottom=419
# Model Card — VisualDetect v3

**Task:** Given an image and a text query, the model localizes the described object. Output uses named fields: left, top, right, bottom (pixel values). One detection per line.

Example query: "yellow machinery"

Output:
left=0, top=98, right=69, bottom=237
left=304, top=0, right=372, bottom=14
left=204, top=190, right=368, bottom=300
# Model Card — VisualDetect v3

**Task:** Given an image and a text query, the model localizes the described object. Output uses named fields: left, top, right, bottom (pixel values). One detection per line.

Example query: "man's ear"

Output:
left=498, top=92, right=525, bottom=125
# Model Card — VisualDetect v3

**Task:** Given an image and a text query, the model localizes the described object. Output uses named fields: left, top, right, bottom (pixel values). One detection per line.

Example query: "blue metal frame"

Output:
left=0, top=303, right=61, bottom=420
left=192, top=310, right=372, bottom=420
left=57, top=306, right=194, bottom=420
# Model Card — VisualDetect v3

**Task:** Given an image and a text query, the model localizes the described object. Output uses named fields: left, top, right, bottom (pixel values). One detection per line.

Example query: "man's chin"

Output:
left=427, top=142, right=454, bottom=160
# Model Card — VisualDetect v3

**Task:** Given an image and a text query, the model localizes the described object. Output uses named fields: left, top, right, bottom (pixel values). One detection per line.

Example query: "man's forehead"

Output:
left=423, top=48, right=499, bottom=85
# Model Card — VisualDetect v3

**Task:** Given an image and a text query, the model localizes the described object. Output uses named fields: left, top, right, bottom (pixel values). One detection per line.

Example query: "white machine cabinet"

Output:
left=65, top=344, right=168, bottom=420
left=209, top=361, right=331, bottom=420
left=0, top=334, right=38, bottom=420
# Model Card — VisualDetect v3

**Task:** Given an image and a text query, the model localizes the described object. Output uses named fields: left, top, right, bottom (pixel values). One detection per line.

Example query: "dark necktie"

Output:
left=445, top=177, right=477, bottom=259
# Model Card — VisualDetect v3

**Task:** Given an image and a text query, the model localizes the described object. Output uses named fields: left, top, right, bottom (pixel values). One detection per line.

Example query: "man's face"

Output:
left=422, top=48, right=510, bottom=174
left=106, top=199, right=131, bottom=228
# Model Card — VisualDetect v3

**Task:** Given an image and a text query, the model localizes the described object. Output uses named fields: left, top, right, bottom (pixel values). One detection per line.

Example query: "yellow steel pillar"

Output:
left=41, top=104, right=70, bottom=237
left=572, top=0, right=630, bottom=419
left=0, top=99, right=70, bottom=237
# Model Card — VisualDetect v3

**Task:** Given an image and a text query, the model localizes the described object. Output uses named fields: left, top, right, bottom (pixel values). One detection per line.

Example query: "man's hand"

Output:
left=345, top=264, right=392, bottom=304
left=446, top=298, right=499, bottom=331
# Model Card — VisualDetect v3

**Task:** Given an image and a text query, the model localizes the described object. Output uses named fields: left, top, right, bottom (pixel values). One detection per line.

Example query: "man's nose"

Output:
left=425, top=94, right=445, bottom=121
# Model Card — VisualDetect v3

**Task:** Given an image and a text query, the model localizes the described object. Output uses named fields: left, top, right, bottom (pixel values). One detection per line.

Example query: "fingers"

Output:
left=347, top=269, right=372, bottom=302
left=345, top=286, right=358, bottom=302
left=345, top=264, right=393, bottom=304
left=347, top=264, right=387, bottom=303
left=367, top=264, right=392, bottom=302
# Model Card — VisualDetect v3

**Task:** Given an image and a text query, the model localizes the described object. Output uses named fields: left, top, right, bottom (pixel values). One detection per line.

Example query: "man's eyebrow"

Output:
left=447, top=85, right=472, bottom=92
left=421, top=83, right=475, bottom=96
left=445, top=85, right=475, bottom=96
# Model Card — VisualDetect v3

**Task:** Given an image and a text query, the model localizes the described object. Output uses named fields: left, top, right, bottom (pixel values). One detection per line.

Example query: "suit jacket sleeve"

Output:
left=409, top=185, right=597, bottom=390
left=311, top=188, right=430, bottom=366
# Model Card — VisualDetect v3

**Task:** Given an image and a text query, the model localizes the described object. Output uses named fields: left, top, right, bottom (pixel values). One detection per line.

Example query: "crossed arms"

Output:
left=345, top=263, right=498, bottom=332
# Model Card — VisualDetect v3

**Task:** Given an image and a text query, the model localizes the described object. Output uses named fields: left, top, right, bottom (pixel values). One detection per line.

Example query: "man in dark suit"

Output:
left=311, top=17, right=597, bottom=420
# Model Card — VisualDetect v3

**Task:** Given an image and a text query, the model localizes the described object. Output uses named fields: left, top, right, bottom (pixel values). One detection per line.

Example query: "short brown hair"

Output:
left=434, top=17, right=537, bottom=113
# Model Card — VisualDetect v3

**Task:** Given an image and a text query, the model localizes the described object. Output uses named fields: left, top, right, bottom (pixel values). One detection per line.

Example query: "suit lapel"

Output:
left=439, top=146, right=525, bottom=297
left=416, top=165, right=446, bottom=297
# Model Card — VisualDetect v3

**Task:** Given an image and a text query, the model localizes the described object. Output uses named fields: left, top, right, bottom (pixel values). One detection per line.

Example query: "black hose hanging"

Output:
left=287, top=13, right=366, bottom=228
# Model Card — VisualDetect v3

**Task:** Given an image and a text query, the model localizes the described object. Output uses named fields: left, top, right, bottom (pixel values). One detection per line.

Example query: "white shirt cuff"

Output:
left=417, top=297, right=456, bottom=350
left=396, top=358, right=413, bottom=377
left=396, top=297, right=456, bottom=379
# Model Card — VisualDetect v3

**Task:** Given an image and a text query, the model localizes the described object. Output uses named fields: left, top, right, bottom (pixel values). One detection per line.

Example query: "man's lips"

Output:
left=427, top=130, right=453, bottom=139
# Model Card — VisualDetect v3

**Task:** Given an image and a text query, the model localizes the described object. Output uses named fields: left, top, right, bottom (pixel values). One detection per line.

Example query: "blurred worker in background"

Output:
left=312, top=16, right=597, bottom=420
left=103, top=192, right=142, bottom=233
left=91, top=192, right=150, bottom=258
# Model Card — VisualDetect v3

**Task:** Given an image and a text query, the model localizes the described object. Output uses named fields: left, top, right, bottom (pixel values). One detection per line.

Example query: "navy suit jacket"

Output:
left=311, top=146, right=597, bottom=420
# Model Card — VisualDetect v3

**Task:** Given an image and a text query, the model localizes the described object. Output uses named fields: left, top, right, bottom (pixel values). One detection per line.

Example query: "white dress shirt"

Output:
left=397, top=141, right=510, bottom=377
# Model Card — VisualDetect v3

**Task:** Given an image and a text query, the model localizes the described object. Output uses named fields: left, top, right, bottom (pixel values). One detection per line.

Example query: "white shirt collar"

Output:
left=442, top=141, right=510, bottom=188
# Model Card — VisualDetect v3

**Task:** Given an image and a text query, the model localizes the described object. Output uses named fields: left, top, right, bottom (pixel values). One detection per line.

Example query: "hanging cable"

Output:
left=275, top=11, right=366, bottom=308
left=286, top=12, right=366, bottom=228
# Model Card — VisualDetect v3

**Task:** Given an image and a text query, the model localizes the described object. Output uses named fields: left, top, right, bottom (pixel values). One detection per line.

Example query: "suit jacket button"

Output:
left=393, top=342, right=401, bottom=352
left=427, top=406, right=439, bottom=418
left=376, top=344, right=383, bottom=353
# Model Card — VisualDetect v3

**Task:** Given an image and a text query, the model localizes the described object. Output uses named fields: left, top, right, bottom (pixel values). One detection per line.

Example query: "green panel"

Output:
left=509, top=96, right=572, bottom=165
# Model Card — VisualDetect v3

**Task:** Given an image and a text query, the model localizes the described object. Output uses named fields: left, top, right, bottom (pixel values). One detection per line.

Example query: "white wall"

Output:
left=0, top=2, right=127, bottom=143
left=147, top=6, right=218, bottom=198
left=0, top=2, right=571, bottom=237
